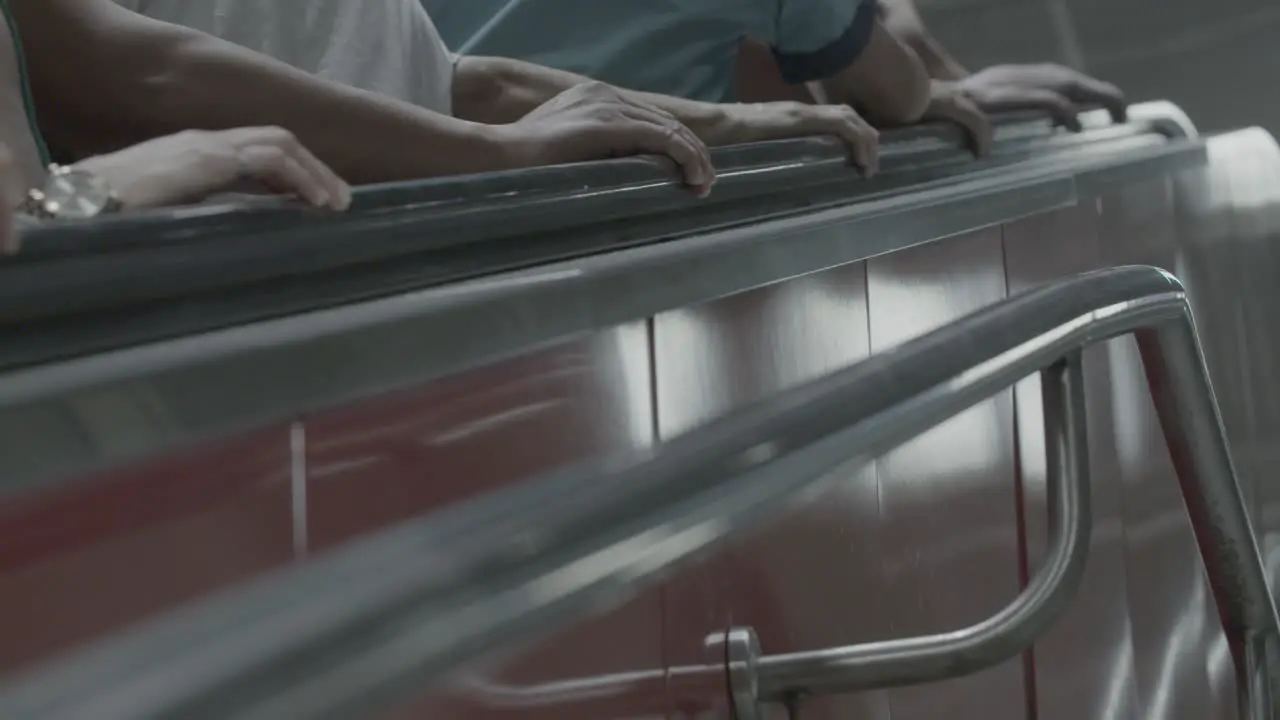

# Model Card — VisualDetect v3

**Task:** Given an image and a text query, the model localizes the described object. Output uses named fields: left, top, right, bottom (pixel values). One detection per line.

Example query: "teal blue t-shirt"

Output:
left=424, top=0, right=877, bottom=103
left=0, top=0, right=51, bottom=165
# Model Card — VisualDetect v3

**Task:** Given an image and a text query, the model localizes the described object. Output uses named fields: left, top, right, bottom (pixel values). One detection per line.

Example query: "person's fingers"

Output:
left=986, top=87, right=1080, bottom=131
left=616, top=96, right=715, bottom=191
left=614, top=101, right=716, bottom=195
left=809, top=106, right=879, bottom=176
left=937, top=93, right=992, bottom=157
left=240, top=127, right=351, bottom=210
left=1027, top=88, right=1083, bottom=131
left=282, top=144, right=350, bottom=210
left=237, top=144, right=333, bottom=207
left=1064, top=75, right=1127, bottom=124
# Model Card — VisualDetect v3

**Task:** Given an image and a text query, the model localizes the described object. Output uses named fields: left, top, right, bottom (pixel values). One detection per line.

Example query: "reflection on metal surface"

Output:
left=2, top=104, right=1274, bottom=720
left=652, top=261, right=883, bottom=720
left=866, top=227, right=1023, bottom=719
left=10, top=115, right=1214, bottom=495
left=0, top=425, right=295, bottom=675
left=1096, top=174, right=1224, bottom=720
left=723, top=628, right=763, bottom=720
left=728, top=354, right=1090, bottom=719
left=1174, top=130, right=1280, bottom=633
left=1003, top=205, right=1143, bottom=720
left=3, top=268, right=1272, bottom=720
left=718, top=287, right=1279, bottom=718
left=290, top=422, right=308, bottom=558
left=302, top=328, right=654, bottom=554
left=0, top=162, right=1073, bottom=496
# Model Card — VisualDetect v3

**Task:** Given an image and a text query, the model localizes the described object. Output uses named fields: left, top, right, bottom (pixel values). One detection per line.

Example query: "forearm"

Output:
left=894, top=29, right=967, bottom=80
left=454, top=55, right=748, bottom=146
left=877, top=0, right=968, bottom=80
left=822, top=23, right=931, bottom=126
left=31, top=24, right=508, bottom=183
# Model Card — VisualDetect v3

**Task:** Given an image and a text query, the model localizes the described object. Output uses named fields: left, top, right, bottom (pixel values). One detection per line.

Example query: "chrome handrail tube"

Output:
left=725, top=282, right=1280, bottom=719
left=0, top=266, right=1273, bottom=720
left=732, top=354, right=1093, bottom=714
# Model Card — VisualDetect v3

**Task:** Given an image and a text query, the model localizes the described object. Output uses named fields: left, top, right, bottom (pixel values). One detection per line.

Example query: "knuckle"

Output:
left=579, top=80, right=616, bottom=99
left=176, top=128, right=213, bottom=147
left=260, top=126, right=299, bottom=149
left=591, top=103, right=625, bottom=122
left=255, top=145, right=289, bottom=168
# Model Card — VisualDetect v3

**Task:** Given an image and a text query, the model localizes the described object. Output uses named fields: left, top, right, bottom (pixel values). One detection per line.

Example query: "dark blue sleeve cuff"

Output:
left=771, top=0, right=878, bottom=84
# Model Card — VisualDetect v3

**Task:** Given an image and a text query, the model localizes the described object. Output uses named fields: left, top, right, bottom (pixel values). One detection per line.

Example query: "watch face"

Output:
left=42, top=169, right=113, bottom=220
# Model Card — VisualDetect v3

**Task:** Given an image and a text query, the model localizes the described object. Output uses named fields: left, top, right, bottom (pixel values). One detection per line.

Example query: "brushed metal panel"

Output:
left=0, top=425, right=292, bottom=675
left=864, top=227, right=1025, bottom=720
left=1170, top=130, right=1280, bottom=716
left=381, top=591, right=669, bottom=720
left=1002, top=205, right=1142, bottom=720
left=1175, top=131, right=1280, bottom=577
left=653, top=262, right=888, bottom=720
left=319, top=322, right=662, bottom=720
left=303, top=323, right=655, bottom=553
left=1095, top=180, right=1218, bottom=720
left=0, top=167, right=1074, bottom=499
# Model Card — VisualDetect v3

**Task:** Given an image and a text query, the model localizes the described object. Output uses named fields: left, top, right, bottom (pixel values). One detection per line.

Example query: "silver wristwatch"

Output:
left=24, top=164, right=122, bottom=220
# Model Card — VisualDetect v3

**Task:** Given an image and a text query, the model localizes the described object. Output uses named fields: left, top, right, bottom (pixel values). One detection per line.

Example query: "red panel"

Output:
left=865, top=227, right=1025, bottom=720
left=0, top=426, right=293, bottom=674
left=1003, top=205, right=1144, bottom=719
left=652, top=264, right=888, bottom=720
left=328, top=325, right=666, bottom=720
left=303, top=329, right=653, bottom=553
left=383, top=590, right=669, bottom=720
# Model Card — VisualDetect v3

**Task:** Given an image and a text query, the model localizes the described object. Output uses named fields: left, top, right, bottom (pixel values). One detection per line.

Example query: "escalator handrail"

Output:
left=11, top=108, right=1128, bottom=258
left=0, top=110, right=1163, bottom=336
left=0, top=130, right=1210, bottom=497
left=1, top=264, right=1272, bottom=719
left=0, top=108, right=1192, bottom=378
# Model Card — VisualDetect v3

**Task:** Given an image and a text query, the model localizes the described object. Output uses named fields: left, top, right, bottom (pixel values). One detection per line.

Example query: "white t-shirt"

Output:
left=115, top=0, right=457, bottom=115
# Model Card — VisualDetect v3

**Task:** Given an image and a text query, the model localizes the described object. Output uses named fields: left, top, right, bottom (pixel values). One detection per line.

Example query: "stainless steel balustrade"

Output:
left=0, top=265, right=1274, bottom=720
left=723, top=354, right=1093, bottom=719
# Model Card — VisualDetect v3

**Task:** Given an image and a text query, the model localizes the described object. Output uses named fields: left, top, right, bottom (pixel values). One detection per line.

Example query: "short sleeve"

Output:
left=770, top=0, right=877, bottom=83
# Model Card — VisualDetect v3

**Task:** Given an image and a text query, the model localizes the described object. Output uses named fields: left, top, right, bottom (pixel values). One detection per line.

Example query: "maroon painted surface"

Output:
left=1002, top=205, right=1144, bottom=720
left=652, top=262, right=893, bottom=720
left=341, top=325, right=666, bottom=720
left=383, top=590, right=671, bottom=720
left=1095, top=180, right=1232, bottom=720
left=302, top=328, right=654, bottom=555
left=0, top=173, right=1251, bottom=720
left=0, top=426, right=293, bottom=674
left=864, top=227, right=1026, bottom=720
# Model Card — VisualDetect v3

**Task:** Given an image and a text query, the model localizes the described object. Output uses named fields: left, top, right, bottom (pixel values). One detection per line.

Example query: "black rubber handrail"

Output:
left=0, top=110, right=1179, bottom=373
left=12, top=109, right=1062, bottom=258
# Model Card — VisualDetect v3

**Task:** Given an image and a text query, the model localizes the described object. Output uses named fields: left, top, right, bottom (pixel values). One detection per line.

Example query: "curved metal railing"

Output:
left=0, top=265, right=1273, bottom=719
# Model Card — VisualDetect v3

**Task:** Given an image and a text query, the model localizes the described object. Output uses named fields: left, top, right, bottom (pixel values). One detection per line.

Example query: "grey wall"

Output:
left=918, top=0, right=1280, bottom=136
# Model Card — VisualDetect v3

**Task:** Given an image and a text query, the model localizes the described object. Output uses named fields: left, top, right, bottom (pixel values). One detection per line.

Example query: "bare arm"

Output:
left=876, top=0, right=968, bottom=80
left=452, top=54, right=882, bottom=174
left=453, top=55, right=750, bottom=144
left=817, top=19, right=930, bottom=125
left=12, top=0, right=514, bottom=183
